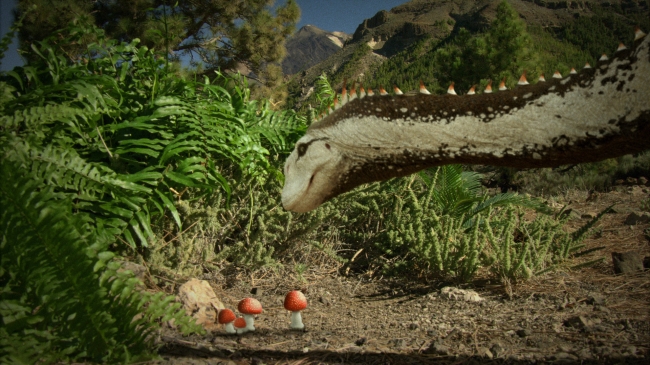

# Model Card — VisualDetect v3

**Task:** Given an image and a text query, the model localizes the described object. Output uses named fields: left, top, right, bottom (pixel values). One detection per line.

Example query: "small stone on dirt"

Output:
left=586, top=294, right=605, bottom=306
left=409, top=322, right=419, bottom=330
left=355, top=337, right=367, bottom=346
left=624, top=211, right=650, bottom=225
left=478, top=347, right=494, bottom=359
left=178, top=278, right=225, bottom=331
left=490, top=343, right=504, bottom=357
left=440, top=287, right=483, bottom=302
left=424, top=341, right=449, bottom=355
left=564, top=315, right=593, bottom=330
left=611, top=251, right=644, bottom=273
left=516, top=328, right=532, bottom=337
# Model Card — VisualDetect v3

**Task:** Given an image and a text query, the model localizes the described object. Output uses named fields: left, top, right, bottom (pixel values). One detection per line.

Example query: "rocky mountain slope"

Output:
left=281, top=25, right=350, bottom=75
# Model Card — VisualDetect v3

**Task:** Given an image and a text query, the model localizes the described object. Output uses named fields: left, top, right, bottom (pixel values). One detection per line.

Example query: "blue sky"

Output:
left=0, top=0, right=409, bottom=71
left=295, top=0, right=409, bottom=33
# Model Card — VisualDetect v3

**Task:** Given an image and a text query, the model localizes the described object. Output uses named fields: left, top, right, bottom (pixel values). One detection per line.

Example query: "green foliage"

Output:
left=1, top=23, right=306, bottom=248
left=1, top=20, right=306, bottom=362
left=147, top=172, right=353, bottom=276
left=16, top=0, right=300, bottom=96
left=560, top=5, right=650, bottom=60
left=0, top=158, right=203, bottom=363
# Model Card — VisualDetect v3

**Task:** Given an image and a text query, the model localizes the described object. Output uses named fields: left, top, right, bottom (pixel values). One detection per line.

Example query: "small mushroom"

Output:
left=238, top=297, right=263, bottom=331
left=233, top=317, right=248, bottom=335
left=217, top=308, right=236, bottom=334
left=284, top=290, right=308, bottom=330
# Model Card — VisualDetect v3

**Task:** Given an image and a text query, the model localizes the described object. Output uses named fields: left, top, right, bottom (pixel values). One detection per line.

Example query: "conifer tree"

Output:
left=15, top=0, right=299, bottom=97
left=484, top=0, right=539, bottom=81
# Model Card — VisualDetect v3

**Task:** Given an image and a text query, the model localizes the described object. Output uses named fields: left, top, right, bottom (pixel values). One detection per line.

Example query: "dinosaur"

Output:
left=282, top=29, right=650, bottom=213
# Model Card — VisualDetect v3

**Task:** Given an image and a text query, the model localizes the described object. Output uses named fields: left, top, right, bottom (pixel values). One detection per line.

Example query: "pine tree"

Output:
left=15, top=0, right=299, bottom=97
left=484, top=1, right=539, bottom=83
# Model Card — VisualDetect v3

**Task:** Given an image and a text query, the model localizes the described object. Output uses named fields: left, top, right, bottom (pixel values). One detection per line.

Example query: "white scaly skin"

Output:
left=282, top=31, right=650, bottom=213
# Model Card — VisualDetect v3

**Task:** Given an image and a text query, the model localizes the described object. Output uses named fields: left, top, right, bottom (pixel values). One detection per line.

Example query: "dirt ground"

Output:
left=151, top=183, right=650, bottom=365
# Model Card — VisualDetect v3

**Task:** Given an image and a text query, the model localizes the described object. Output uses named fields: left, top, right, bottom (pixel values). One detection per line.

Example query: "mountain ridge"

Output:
left=281, top=25, right=350, bottom=75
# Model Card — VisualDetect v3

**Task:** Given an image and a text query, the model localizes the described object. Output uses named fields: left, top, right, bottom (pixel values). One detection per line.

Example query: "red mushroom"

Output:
left=217, top=308, right=236, bottom=334
left=238, top=298, right=262, bottom=331
left=233, top=317, right=248, bottom=335
left=284, top=290, right=308, bottom=329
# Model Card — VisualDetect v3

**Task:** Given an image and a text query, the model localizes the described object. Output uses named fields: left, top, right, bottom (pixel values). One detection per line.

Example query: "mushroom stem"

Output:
left=242, top=314, right=256, bottom=331
left=224, top=322, right=236, bottom=334
left=290, top=311, right=304, bottom=329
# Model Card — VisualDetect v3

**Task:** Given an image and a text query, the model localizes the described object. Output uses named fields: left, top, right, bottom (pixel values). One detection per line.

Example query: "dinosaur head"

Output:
left=281, top=134, right=345, bottom=213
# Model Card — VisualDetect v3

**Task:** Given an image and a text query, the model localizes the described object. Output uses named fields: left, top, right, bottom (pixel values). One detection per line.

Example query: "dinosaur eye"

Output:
left=297, top=144, right=308, bottom=157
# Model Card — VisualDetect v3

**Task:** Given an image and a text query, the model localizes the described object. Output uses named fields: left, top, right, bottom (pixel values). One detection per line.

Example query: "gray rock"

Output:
left=612, top=251, right=644, bottom=273
left=440, top=287, right=483, bottom=302
left=478, top=347, right=494, bottom=359
left=425, top=341, right=450, bottom=355
left=586, top=294, right=605, bottom=306
left=490, top=343, right=504, bottom=357
left=564, top=315, right=593, bottom=330
left=516, top=328, right=532, bottom=337
left=624, top=211, right=650, bottom=225
left=639, top=176, right=648, bottom=185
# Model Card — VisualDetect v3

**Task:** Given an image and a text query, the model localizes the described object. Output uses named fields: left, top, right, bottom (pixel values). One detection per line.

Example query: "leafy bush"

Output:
left=0, top=20, right=306, bottom=362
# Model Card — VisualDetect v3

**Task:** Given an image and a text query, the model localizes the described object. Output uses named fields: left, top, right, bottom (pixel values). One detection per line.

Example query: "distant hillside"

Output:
left=285, top=0, right=650, bottom=111
left=281, top=25, right=350, bottom=75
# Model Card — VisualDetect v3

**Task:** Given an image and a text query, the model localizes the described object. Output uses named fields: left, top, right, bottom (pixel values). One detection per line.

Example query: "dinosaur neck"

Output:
left=308, top=36, right=649, bottom=193
left=281, top=32, right=649, bottom=212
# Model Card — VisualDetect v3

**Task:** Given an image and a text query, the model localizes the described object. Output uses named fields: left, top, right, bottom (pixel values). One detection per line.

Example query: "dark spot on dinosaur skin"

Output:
left=617, top=81, right=626, bottom=91
left=601, top=76, right=617, bottom=86
left=628, top=73, right=635, bottom=82
left=297, top=144, right=307, bottom=157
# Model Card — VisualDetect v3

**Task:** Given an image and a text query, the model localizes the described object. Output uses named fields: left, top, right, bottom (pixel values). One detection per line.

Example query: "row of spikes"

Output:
left=316, top=27, right=646, bottom=121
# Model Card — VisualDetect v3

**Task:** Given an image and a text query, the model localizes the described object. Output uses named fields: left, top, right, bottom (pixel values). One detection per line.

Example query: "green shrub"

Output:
left=0, top=20, right=305, bottom=362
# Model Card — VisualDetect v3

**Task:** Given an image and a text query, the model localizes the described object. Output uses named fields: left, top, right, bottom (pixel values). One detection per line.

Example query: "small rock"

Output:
left=490, top=343, right=504, bottom=357
left=355, top=337, right=367, bottom=346
left=612, top=251, right=645, bottom=273
left=478, top=347, right=494, bottom=359
left=564, top=315, right=593, bottom=330
left=425, top=341, right=449, bottom=355
left=553, top=352, right=578, bottom=361
left=639, top=176, right=648, bottom=185
left=625, top=345, right=637, bottom=355
left=408, top=322, right=419, bottom=330
left=516, top=328, right=532, bottom=337
left=440, top=287, right=483, bottom=302
left=624, top=212, right=650, bottom=225
left=178, top=278, right=225, bottom=331
left=586, top=294, right=605, bottom=306
left=118, top=261, right=148, bottom=285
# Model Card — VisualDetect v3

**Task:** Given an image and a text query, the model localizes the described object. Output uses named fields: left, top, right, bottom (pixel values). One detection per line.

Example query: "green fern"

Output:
left=0, top=160, right=203, bottom=363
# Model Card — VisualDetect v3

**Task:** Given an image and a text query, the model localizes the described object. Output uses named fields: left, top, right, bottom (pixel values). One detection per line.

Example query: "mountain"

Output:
left=281, top=25, right=350, bottom=75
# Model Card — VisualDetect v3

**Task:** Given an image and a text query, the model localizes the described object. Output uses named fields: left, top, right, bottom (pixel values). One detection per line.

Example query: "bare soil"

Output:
left=152, top=184, right=650, bottom=365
